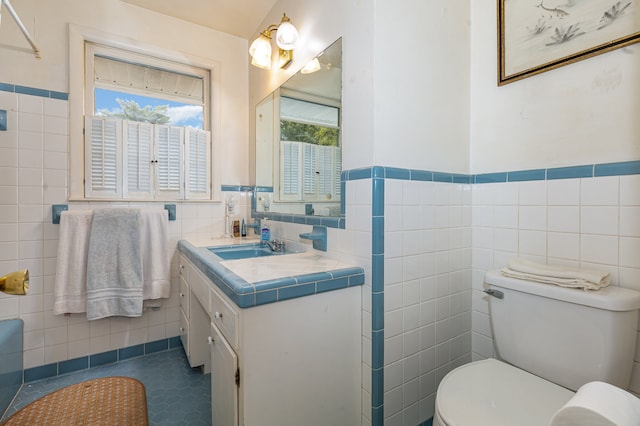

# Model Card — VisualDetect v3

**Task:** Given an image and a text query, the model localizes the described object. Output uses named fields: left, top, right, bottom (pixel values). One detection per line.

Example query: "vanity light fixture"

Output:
left=249, top=13, right=299, bottom=70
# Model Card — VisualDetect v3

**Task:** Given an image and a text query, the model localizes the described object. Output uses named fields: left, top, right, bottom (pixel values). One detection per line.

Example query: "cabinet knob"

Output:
left=208, top=336, right=213, bottom=345
left=179, top=327, right=185, bottom=332
left=214, top=311, right=222, bottom=320
left=179, top=293, right=184, bottom=298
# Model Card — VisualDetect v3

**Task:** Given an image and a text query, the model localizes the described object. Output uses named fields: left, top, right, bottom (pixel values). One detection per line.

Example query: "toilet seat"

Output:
left=434, top=358, right=575, bottom=426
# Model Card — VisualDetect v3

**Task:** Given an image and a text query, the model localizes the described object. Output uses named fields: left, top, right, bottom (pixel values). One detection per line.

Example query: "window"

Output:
left=83, top=42, right=212, bottom=200
left=279, top=96, right=341, bottom=202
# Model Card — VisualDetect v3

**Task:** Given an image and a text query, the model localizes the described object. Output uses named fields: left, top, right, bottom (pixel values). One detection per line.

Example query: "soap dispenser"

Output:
left=261, top=218, right=270, bottom=244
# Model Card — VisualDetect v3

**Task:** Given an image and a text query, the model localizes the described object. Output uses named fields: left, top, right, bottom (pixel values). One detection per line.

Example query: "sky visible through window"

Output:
left=95, top=88, right=204, bottom=129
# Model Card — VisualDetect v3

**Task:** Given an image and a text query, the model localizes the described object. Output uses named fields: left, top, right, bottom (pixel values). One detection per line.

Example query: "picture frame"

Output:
left=498, top=0, right=640, bottom=85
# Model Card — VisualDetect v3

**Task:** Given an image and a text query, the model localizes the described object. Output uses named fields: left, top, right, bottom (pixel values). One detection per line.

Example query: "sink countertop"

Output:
left=177, top=239, right=365, bottom=308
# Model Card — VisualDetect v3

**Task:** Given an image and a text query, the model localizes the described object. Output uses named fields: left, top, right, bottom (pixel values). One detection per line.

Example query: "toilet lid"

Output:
left=436, top=358, right=575, bottom=426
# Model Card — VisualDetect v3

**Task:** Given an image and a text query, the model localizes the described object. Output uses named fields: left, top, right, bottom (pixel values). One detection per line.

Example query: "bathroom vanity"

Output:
left=177, top=239, right=364, bottom=426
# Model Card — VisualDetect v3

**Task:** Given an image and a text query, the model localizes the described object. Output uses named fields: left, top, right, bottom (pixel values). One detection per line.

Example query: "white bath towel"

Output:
left=53, top=210, right=93, bottom=315
left=140, top=209, right=170, bottom=308
left=551, top=381, right=640, bottom=426
left=501, top=258, right=610, bottom=290
left=86, top=208, right=143, bottom=320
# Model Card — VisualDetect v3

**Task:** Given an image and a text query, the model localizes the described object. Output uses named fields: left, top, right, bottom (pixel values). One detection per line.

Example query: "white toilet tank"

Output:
left=486, top=270, right=640, bottom=391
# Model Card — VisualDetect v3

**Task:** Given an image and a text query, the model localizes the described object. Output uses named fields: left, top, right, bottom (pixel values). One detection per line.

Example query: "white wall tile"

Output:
left=581, top=176, right=618, bottom=206
left=581, top=206, right=619, bottom=235
left=620, top=207, right=640, bottom=237
left=493, top=205, right=518, bottom=229
left=620, top=175, right=640, bottom=206
left=18, top=112, right=43, bottom=133
left=548, top=179, right=580, bottom=205
left=493, top=182, right=518, bottom=205
left=518, top=180, right=546, bottom=205
left=548, top=232, right=580, bottom=261
left=519, top=206, right=546, bottom=230
left=385, top=360, right=403, bottom=391
left=18, top=94, right=44, bottom=114
left=518, top=230, right=547, bottom=256
left=620, top=237, right=640, bottom=268
left=44, top=98, right=69, bottom=118
left=581, top=234, right=619, bottom=266
left=548, top=206, right=580, bottom=233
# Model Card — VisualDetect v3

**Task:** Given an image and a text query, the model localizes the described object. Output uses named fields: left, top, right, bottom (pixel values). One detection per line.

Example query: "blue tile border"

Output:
left=546, top=165, right=593, bottom=180
left=594, top=160, right=640, bottom=177
left=0, top=82, right=68, bottom=101
left=23, top=338, right=181, bottom=383
left=177, top=240, right=365, bottom=309
left=343, top=162, right=640, bottom=186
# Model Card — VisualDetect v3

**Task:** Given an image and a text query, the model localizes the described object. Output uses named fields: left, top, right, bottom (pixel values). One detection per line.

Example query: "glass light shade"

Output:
left=249, top=34, right=271, bottom=57
left=251, top=52, right=272, bottom=69
left=300, top=58, right=321, bottom=74
left=249, top=35, right=272, bottom=69
left=276, top=20, right=299, bottom=50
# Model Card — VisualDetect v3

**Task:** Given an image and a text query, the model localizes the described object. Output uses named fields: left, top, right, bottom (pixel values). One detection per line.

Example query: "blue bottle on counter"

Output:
left=261, top=219, right=270, bottom=243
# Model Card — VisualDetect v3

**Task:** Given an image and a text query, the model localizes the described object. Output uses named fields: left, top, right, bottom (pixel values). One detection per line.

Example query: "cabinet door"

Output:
left=210, top=322, right=238, bottom=426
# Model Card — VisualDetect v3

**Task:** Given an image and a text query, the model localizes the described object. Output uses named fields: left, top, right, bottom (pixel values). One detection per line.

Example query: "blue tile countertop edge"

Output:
left=177, top=240, right=365, bottom=309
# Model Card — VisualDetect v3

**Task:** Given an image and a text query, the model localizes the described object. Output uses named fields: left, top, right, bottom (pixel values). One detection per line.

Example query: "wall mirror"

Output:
left=255, top=38, right=342, bottom=217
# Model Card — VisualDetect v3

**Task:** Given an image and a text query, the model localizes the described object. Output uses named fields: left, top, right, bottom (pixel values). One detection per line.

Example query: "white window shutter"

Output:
left=302, top=143, right=317, bottom=195
left=85, top=116, right=122, bottom=198
left=155, top=125, right=184, bottom=199
left=280, top=141, right=301, bottom=199
left=122, top=121, right=154, bottom=199
left=185, top=128, right=211, bottom=200
left=317, top=145, right=334, bottom=197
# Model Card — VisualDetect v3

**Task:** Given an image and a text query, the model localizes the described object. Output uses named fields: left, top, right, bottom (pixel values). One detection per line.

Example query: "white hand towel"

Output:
left=86, top=208, right=143, bottom=320
left=551, top=381, right=640, bottom=426
left=53, top=210, right=93, bottom=315
left=140, top=209, right=170, bottom=306
left=501, top=258, right=610, bottom=290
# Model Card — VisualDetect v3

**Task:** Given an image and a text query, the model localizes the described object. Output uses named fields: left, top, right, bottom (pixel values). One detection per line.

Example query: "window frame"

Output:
left=68, top=25, right=222, bottom=202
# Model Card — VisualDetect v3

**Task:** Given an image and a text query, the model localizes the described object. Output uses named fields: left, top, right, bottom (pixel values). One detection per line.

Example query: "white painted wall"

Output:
left=374, top=1, right=471, bottom=174
left=470, top=0, right=640, bottom=173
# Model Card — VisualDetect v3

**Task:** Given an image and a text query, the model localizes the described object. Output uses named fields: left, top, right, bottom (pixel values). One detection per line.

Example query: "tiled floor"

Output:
left=1, top=348, right=211, bottom=425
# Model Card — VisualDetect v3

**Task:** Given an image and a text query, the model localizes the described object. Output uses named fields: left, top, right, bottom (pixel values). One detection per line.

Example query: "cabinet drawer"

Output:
left=179, top=276, right=190, bottom=315
left=179, top=255, right=189, bottom=282
left=210, top=285, right=239, bottom=350
left=190, top=267, right=210, bottom=312
left=179, top=309, right=189, bottom=357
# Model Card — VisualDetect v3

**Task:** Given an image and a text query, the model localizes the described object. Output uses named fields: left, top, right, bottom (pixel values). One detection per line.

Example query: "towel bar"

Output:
left=52, top=204, right=177, bottom=224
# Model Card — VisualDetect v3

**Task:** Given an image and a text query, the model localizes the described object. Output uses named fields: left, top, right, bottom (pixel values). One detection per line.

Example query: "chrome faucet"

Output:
left=265, top=239, right=286, bottom=252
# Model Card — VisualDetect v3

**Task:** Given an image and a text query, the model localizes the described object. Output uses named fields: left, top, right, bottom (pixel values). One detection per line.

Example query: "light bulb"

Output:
left=276, top=19, right=298, bottom=50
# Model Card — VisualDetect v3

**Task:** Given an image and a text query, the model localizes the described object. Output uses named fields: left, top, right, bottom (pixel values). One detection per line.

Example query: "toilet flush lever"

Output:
left=484, top=289, right=504, bottom=299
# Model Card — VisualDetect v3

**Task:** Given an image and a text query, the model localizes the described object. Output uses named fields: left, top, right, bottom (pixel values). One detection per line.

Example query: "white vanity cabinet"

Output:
left=179, top=254, right=362, bottom=426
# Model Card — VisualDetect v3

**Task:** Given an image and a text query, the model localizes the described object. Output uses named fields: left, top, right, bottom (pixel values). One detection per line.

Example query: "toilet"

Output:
left=434, top=270, right=640, bottom=426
